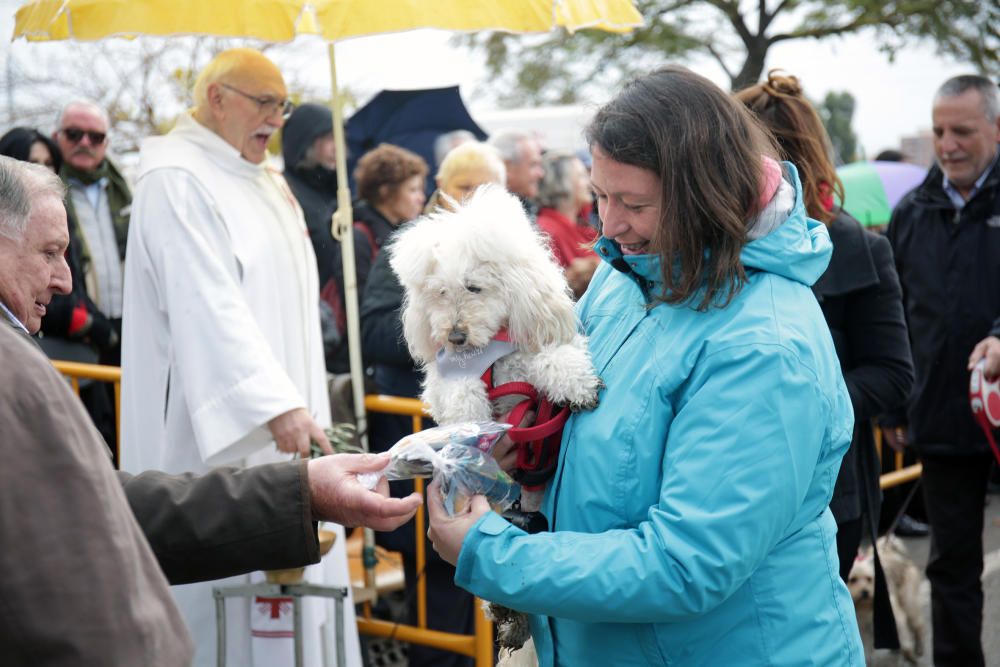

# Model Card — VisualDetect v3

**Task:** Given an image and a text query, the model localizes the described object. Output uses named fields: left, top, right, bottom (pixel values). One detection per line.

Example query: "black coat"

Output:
left=360, top=239, right=423, bottom=403
left=814, top=211, right=914, bottom=524
left=121, top=462, right=318, bottom=585
left=886, top=159, right=1000, bottom=456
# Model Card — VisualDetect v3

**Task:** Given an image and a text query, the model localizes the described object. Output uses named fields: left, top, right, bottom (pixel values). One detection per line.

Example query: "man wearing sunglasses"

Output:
left=121, top=48, right=362, bottom=667
left=53, top=101, right=130, bottom=357
left=51, top=100, right=130, bottom=450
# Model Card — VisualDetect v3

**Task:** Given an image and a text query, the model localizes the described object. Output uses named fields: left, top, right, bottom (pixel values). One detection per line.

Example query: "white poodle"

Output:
left=389, top=185, right=601, bottom=434
left=389, top=186, right=602, bottom=664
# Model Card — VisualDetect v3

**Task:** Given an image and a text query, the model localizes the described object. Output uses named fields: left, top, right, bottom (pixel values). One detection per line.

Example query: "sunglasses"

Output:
left=61, top=127, right=107, bottom=145
left=220, top=83, right=295, bottom=120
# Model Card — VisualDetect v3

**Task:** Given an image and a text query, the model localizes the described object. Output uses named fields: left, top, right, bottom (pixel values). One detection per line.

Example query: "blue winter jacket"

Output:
left=454, top=166, right=863, bottom=666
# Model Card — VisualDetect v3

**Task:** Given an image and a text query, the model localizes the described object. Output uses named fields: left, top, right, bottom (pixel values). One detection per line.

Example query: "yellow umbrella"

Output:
left=15, top=1, right=641, bottom=41
left=13, top=0, right=643, bottom=455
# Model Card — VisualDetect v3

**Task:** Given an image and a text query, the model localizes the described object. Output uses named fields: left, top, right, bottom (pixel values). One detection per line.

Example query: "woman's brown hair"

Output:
left=585, top=65, right=777, bottom=311
left=353, top=143, right=428, bottom=206
left=734, top=71, right=843, bottom=224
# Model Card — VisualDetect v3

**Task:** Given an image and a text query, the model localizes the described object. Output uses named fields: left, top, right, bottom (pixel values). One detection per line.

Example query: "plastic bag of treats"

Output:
left=359, top=422, right=520, bottom=515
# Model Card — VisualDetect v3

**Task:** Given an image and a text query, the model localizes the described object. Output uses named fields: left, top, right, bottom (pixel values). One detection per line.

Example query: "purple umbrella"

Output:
left=836, top=160, right=929, bottom=227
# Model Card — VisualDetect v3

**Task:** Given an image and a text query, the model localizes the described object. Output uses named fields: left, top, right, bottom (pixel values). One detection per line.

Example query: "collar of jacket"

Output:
left=61, top=157, right=132, bottom=266
left=912, top=153, right=1000, bottom=210
left=812, top=209, right=879, bottom=298
left=353, top=199, right=396, bottom=247
left=289, top=164, right=338, bottom=196
left=593, top=236, right=660, bottom=304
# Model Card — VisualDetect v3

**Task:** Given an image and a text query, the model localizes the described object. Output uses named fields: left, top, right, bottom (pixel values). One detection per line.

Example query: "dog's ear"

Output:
left=388, top=220, right=436, bottom=290
left=389, top=220, right=441, bottom=365
left=400, top=294, right=437, bottom=365
left=503, top=253, right=578, bottom=352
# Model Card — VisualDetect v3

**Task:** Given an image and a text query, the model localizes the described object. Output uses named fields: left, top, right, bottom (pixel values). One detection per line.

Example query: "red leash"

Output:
left=482, top=366, right=569, bottom=491
left=970, top=360, right=1000, bottom=467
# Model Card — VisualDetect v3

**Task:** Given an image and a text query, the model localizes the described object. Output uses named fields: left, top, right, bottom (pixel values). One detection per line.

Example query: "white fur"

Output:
left=848, top=535, right=927, bottom=665
left=390, top=184, right=601, bottom=430
left=391, top=187, right=600, bottom=667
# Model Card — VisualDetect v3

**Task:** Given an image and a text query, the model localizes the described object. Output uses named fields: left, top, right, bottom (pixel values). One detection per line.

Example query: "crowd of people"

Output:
left=1, top=43, right=998, bottom=667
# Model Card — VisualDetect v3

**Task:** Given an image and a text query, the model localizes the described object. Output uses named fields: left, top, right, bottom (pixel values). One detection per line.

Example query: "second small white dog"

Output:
left=848, top=535, right=926, bottom=665
left=389, top=185, right=601, bottom=448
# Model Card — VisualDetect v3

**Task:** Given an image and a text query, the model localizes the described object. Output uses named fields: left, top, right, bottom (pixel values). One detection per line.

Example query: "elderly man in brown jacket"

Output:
left=0, top=155, right=421, bottom=665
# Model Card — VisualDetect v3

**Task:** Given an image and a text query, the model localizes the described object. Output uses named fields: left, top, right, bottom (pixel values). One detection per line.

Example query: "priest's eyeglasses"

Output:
left=220, top=83, right=294, bottom=120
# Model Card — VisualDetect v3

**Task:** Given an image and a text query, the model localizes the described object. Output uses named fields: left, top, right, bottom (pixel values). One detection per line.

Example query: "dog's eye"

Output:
left=466, top=285, right=481, bottom=294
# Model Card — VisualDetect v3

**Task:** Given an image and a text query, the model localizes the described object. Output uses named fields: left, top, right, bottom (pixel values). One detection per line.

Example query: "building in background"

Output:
left=900, top=130, right=935, bottom=167
left=474, top=105, right=596, bottom=155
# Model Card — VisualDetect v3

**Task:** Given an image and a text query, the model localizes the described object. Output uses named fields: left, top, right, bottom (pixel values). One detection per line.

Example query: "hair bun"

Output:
left=764, top=70, right=802, bottom=97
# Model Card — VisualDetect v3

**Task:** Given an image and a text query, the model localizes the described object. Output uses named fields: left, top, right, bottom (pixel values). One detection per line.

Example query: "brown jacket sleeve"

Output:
left=119, top=461, right=320, bottom=585
left=0, top=325, right=192, bottom=666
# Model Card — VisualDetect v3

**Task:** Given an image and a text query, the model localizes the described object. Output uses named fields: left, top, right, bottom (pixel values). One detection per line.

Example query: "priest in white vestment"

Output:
left=121, top=48, right=362, bottom=667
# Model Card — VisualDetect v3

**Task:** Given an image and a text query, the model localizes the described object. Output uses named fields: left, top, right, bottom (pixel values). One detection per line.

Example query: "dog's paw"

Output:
left=565, top=374, right=603, bottom=412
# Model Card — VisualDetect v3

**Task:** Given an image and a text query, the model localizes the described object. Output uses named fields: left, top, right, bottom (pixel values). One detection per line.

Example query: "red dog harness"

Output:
left=480, top=331, right=569, bottom=491
left=970, top=360, right=1000, bottom=466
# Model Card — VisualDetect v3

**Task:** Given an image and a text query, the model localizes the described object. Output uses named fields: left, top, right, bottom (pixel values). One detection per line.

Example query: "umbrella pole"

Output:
left=327, top=41, right=378, bottom=596
left=327, top=42, right=366, bottom=451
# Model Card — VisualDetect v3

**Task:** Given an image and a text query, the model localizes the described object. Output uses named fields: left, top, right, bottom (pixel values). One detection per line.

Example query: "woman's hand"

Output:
left=426, top=479, right=491, bottom=566
left=491, top=409, right=536, bottom=474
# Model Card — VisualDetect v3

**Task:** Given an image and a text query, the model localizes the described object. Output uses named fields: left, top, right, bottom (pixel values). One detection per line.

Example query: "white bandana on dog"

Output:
left=436, top=335, right=517, bottom=380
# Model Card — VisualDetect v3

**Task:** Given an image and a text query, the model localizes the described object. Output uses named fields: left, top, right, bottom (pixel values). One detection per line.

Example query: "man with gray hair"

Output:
left=487, top=128, right=545, bottom=220
left=53, top=100, right=131, bottom=361
left=0, top=155, right=72, bottom=335
left=52, top=99, right=130, bottom=450
left=884, top=74, right=1000, bottom=666
left=0, top=155, right=420, bottom=665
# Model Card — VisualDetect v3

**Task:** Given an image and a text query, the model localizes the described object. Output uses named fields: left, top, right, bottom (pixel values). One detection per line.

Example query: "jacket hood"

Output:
left=739, top=163, right=832, bottom=285
left=281, top=103, right=333, bottom=169
left=595, top=162, right=832, bottom=299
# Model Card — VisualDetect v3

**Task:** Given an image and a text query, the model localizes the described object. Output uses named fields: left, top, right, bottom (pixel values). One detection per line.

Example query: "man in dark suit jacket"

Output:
left=0, top=155, right=421, bottom=665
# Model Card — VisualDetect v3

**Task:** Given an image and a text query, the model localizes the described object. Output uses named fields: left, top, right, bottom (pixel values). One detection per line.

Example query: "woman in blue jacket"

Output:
left=428, top=65, right=863, bottom=666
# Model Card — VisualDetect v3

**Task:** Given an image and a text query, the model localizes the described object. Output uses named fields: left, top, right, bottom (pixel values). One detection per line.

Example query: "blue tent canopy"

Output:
left=346, top=86, right=488, bottom=196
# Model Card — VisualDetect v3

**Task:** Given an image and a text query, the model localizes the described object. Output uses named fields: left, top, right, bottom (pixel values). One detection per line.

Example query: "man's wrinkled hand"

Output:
left=426, top=479, right=490, bottom=566
left=969, top=335, right=1000, bottom=380
left=308, top=453, right=421, bottom=530
left=269, top=408, right=332, bottom=457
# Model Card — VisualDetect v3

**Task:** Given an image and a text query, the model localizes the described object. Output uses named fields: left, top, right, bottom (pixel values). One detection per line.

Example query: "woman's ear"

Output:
left=377, top=183, right=392, bottom=207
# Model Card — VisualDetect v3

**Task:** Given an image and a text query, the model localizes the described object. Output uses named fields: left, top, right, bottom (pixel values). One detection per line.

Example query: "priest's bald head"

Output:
left=0, top=156, right=72, bottom=335
left=192, top=48, right=292, bottom=165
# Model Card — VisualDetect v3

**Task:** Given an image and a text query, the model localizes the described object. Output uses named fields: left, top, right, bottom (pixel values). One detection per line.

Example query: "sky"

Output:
left=0, top=2, right=978, bottom=158
left=324, top=29, right=970, bottom=159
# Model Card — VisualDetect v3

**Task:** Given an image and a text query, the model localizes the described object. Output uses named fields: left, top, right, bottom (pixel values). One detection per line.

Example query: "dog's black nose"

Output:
left=448, top=330, right=467, bottom=346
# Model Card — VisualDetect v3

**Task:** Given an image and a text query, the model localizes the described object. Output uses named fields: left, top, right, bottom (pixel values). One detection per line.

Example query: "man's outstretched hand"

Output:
left=307, top=453, right=421, bottom=531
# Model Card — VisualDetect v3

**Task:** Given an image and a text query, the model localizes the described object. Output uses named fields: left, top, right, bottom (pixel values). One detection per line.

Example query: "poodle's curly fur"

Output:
left=389, top=185, right=601, bottom=429
left=389, top=186, right=602, bottom=664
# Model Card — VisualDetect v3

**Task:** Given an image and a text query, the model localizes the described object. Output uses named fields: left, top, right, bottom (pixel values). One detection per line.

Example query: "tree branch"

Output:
left=769, top=11, right=899, bottom=44
left=703, top=0, right=755, bottom=47
left=705, top=42, right=735, bottom=81
left=760, top=0, right=793, bottom=34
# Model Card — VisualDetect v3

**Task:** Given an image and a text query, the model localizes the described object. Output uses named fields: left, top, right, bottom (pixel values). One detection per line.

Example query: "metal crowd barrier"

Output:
left=51, top=360, right=923, bottom=665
